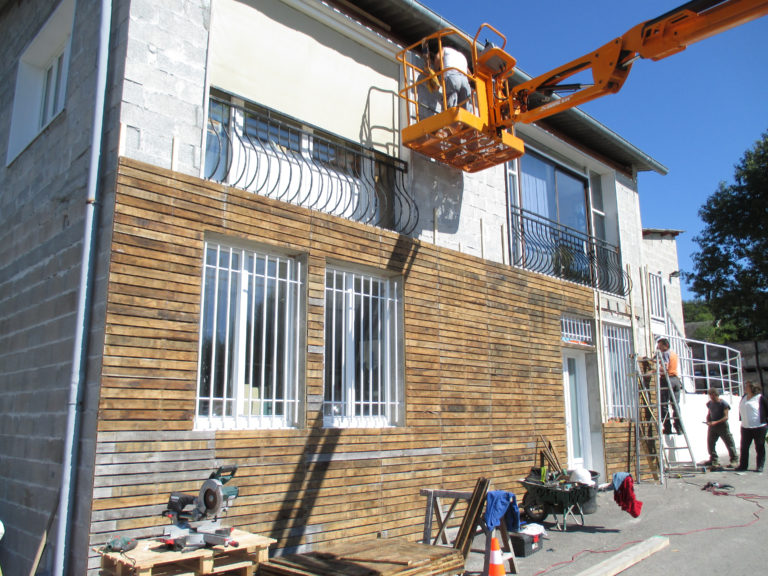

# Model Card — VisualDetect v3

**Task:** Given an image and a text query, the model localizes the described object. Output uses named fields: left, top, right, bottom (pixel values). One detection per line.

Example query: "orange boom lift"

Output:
left=397, top=0, right=768, bottom=172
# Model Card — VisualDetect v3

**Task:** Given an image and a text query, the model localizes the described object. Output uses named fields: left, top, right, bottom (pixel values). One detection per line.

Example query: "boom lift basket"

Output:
left=397, top=1, right=768, bottom=173
left=396, top=26, right=525, bottom=173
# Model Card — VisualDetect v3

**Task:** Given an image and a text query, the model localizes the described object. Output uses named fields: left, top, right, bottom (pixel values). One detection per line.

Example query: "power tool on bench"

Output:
left=161, top=465, right=240, bottom=551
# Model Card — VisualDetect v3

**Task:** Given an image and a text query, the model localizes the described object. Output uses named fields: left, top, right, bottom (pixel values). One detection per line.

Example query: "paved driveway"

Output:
left=465, top=468, right=768, bottom=575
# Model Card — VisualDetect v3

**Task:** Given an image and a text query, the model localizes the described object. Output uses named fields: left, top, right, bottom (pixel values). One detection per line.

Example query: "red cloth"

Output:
left=614, top=475, right=643, bottom=517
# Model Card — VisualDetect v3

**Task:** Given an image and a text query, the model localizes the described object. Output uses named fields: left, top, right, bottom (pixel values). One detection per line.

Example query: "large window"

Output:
left=603, top=323, right=635, bottom=419
left=324, top=268, right=404, bottom=428
left=7, top=0, right=74, bottom=163
left=520, top=151, right=588, bottom=234
left=196, top=240, right=304, bottom=429
left=508, top=152, right=627, bottom=295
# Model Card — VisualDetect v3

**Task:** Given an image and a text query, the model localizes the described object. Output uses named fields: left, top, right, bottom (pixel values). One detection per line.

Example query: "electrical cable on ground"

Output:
left=531, top=482, right=768, bottom=576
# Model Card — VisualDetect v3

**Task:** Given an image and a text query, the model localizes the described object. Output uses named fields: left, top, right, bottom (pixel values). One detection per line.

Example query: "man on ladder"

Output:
left=656, top=338, right=682, bottom=435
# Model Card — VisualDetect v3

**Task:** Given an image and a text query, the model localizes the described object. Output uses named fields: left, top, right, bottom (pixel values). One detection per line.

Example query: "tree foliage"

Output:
left=682, top=300, right=739, bottom=344
left=688, top=131, right=768, bottom=341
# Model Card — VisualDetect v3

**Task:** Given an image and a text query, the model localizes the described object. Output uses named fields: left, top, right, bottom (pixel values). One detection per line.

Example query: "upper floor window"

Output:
left=648, top=272, right=665, bottom=320
left=204, top=91, right=418, bottom=234
left=6, top=0, right=73, bottom=164
left=324, top=267, right=404, bottom=428
left=589, top=173, right=607, bottom=242
left=508, top=152, right=628, bottom=295
left=40, top=50, right=66, bottom=127
left=519, top=151, right=588, bottom=233
left=196, top=239, right=304, bottom=430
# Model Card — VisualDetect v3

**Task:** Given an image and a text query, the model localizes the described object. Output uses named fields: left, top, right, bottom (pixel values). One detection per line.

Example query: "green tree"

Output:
left=688, top=131, right=768, bottom=342
left=682, top=300, right=738, bottom=344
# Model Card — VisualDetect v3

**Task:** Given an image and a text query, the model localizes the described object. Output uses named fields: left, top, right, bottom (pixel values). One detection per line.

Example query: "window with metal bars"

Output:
left=323, top=268, right=404, bottom=428
left=196, top=240, right=304, bottom=429
left=648, top=272, right=665, bottom=320
left=561, top=316, right=593, bottom=345
left=603, top=323, right=635, bottom=419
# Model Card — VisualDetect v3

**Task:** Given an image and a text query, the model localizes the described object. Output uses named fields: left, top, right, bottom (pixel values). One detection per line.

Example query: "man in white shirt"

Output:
left=428, top=41, right=472, bottom=110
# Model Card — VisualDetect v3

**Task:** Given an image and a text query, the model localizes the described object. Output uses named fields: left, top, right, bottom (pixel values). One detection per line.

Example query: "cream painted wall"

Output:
left=209, top=0, right=400, bottom=153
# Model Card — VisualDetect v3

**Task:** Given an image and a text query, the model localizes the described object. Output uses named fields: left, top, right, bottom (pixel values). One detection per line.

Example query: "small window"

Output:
left=40, top=50, right=66, bottom=128
left=196, top=240, right=304, bottom=429
left=6, top=0, right=74, bottom=163
left=648, top=273, right=665, bottom=320
left=561, top=316, right=593, bottom=346
left=324, top=267, right=404, bottom=428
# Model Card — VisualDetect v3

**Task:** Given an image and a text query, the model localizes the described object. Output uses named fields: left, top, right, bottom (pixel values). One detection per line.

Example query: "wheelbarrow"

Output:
left=521, top=476, right=593, bottom=531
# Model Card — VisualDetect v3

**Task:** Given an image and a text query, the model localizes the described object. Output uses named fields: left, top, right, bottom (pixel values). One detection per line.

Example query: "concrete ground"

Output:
left=463, top=464, right=768, bottom=575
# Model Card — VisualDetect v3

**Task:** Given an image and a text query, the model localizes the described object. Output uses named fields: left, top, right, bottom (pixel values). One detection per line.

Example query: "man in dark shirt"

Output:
left=706, top=387, right=738, bottom=467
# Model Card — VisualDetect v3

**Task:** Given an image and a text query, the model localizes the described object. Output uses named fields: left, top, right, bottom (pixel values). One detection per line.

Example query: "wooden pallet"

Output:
left=99, top=530, right=276, bottom=576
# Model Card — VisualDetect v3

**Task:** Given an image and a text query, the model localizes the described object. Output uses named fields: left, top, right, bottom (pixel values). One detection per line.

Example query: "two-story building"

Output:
left=1, top=1, right=697, bottom=574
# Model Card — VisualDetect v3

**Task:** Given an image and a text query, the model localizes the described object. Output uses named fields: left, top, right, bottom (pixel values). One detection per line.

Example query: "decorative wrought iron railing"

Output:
left=509, top=207, right=630, bottom=295
left=204, top=96, right=419, bottom=234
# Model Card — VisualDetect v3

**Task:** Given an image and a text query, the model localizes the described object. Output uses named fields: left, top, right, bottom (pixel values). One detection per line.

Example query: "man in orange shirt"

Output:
left=657, top=338, right=682, bottom=435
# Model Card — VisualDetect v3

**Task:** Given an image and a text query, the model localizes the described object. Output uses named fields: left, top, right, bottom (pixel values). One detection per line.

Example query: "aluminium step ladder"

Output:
left=633, top=355, right=661, bottom=481
left=633, top=353, right=699, bottom=481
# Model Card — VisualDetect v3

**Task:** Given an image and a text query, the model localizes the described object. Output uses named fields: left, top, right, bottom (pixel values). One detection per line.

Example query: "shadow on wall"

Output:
left=410, top=152, right=463, bottom=237
left=360, top=87, right=399, bottom=158
left=359, top=87, right=464, bottom=239
left=270, top=412, right=341, bottom=552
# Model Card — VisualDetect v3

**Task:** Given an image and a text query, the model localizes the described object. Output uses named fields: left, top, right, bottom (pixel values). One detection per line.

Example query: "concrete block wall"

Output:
left=119, top=0, right=211, bottom=176
left=411, top=154, right=509, bottom=264
left=0, top=0, right=127, bottom=573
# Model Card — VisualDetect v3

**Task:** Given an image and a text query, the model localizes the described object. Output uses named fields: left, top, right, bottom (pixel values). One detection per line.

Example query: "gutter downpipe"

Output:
left=54, top=0, right=112, bottom=574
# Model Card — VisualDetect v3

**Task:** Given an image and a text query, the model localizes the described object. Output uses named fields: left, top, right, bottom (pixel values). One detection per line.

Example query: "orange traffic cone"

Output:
left=489, top=536, right=506, bottom=576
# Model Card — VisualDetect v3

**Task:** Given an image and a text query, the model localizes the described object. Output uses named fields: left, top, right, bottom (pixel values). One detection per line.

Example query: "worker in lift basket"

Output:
left=427, top=39, right=471, bottom=110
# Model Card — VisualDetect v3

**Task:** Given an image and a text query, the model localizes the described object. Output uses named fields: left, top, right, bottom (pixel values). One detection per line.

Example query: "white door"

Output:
left=563, top=351, right=592, bottom=470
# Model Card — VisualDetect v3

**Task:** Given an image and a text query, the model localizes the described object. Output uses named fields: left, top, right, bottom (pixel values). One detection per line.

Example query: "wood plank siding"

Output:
left=91, top=157, right=595, bottom=564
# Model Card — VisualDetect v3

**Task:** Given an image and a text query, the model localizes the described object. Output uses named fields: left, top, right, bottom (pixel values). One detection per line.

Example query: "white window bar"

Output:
left=196, top=241, right=302, bottom=429
left=603, top=323, right=634, bottom=419
left=561, top=316, right=593, bottom=346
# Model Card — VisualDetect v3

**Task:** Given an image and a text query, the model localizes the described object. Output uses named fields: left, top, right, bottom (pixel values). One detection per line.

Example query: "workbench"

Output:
left=258, top=538, right=466, bottom=576
left=99, top=529, right=276, bottom=576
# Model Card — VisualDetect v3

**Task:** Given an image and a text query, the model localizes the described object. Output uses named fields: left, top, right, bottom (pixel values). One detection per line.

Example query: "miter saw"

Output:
left=160, top=465, right=240, bottom=551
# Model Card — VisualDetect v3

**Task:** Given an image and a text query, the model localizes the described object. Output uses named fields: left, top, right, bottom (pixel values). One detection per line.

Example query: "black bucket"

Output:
left=581, top=471, right=600, bottom=514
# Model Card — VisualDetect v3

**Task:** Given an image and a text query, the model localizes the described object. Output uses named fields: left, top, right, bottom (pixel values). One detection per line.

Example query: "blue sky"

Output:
left=416, top=0, right=768, bottom=300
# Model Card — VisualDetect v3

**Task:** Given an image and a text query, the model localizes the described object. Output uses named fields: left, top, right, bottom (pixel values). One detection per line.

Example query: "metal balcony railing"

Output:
left=204, top=96, right=419, bottom=234
left=509, top=207, right=630, bottom=295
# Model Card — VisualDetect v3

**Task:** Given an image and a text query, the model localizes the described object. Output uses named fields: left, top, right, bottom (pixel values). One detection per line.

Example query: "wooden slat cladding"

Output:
left=92, top=158, right=595, bottom=559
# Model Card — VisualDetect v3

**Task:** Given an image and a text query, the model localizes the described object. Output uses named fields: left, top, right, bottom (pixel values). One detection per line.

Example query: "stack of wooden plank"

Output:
left=258, top=538, right=465, bottom=576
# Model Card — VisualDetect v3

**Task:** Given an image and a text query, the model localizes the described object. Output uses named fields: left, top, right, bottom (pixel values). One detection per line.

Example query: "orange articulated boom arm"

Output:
left=510, top=0, right=768, bottom=125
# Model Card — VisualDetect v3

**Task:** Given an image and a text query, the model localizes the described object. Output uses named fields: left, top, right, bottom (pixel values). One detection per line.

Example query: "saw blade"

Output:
left=199, top=478, right=224, bottom=516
